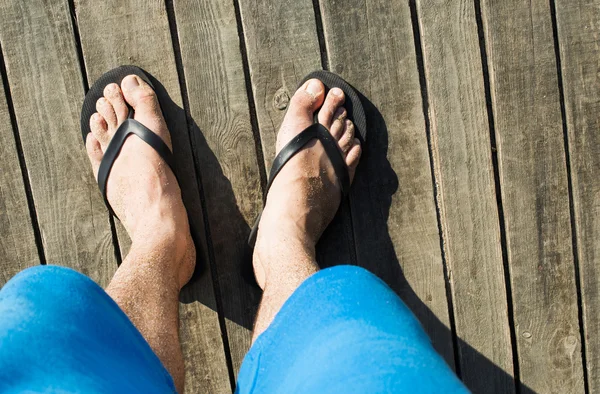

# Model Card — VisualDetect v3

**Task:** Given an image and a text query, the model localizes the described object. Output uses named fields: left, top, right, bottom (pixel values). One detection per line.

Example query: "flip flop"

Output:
left=80, top=65, right=202, bottom=276
left=248, top=70, right=367, bottom=247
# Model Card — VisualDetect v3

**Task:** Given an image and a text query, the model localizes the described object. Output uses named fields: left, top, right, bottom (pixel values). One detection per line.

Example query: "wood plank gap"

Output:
left=408, top=0, right=460, bottom=377
left=107, top=216, right=121, bottom=265
left=231, top=0, right=268, bottom=194
left=311, top=0, right=329, bottom=70
left=473, top=0, right=521, bottom=391
left=548, top=0, right=589, bottom=391
left=0, top=42, right=46, bottom=267
left=164, top=0, right=236, bottom=390
left=67, top=0, right=122, bottom=266
left=66, top=0, right=89, bottom=92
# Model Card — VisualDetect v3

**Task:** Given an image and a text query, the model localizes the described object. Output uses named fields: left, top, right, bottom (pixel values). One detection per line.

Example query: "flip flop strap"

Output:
left=266, top=123, right=350, bottom=197
left=97, top=117, right=175, bottom=216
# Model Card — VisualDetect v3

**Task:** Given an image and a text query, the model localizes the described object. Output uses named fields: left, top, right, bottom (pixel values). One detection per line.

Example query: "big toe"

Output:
left=121, top=75, right=158, bottom=110
left=120, top=75, right=172, bottom=148
left=276, top=79, right=325, bottom=152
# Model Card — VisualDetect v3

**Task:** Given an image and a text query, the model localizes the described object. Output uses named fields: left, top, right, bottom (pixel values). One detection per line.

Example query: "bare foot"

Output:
left=85, top=75, right=195, bottom=289
left=253, top=78, right=362, bottom=289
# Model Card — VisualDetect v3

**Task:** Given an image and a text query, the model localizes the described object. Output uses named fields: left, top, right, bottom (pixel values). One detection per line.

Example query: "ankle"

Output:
left=260, top=200, right=322, bottom=243
left=256, top=212, right=316, bottom=254
left=253, top=213, right=319, bottom=287
left=127, top=215, right=196, bottom=289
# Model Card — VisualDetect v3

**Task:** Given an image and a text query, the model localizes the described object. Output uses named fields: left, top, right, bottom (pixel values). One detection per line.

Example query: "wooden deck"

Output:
left=0, top=0, right=597, bottom=392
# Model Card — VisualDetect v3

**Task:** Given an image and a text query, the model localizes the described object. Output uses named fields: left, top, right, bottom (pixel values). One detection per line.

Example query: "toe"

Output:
left=277, top=79, right=325, bottom=151
left=288, top=79, right=325, bottom=117
left=328, top=107, right=347, bottom=140
left=90, top=112, right=110, bottom=149
left=345, top=138, right=362, bottom=182
left=104, top=83, right=129, bottom=124
left=85, top=132, right=103, bottom=179
left=120, top=75, right=171, bottom=148
left=338, top=120, right=355, bottom=153
left=121, top=75, right=161, bottom=115
left=318, top=87, right=345, bottom=128
left=96, top=97, right=117, bottom=130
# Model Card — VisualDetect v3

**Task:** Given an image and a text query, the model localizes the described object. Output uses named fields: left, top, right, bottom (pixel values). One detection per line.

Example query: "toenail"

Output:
left=331, top=87, right=343, bottom=96
left=122, top=75, right=139, bottom=90
left=304, top=79, right=322, bottom=97
left=106, top=83, right=118, bottom=94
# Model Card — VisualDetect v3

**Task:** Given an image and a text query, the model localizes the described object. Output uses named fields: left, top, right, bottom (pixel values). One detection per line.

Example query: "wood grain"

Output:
left=172, top=0, right=263, bottom=375
left=415, top=0, right=514, bottom=391
left=75, top=0, right=231, bottom=391
left=0, top=64, right=39, bottom=285
left=480, top=0, right=585, bottom=391
left=318, top=0, right=455, bottom=366
left=0, top=0, right=116, bottom=287
left=555, top=0, right=600, bottom=391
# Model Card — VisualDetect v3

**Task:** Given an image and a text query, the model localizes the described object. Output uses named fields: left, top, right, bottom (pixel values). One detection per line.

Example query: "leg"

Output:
left=85, top=75, right=195, bottom=392
left=252, top=79, right=361, bottom=339
left=104, top=233, right=192, bottom=393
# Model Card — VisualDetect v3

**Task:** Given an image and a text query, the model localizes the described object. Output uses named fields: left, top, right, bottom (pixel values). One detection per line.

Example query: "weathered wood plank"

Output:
left=0, top=65, right=39, bottom=285
left=480, top=0, right=585, bottom=391
left=415, top=0, right=514, bottom=391
left=237, top=0, right=321, bottom=171
left=74, top=0, right=231, bottom=391
left=172, top=0, right=263, bottom=376
left=555, top=0, right=600, bottom=391
left=318, top=0, right=455, bottom=366
left=0, top=0, right=116, bottom=287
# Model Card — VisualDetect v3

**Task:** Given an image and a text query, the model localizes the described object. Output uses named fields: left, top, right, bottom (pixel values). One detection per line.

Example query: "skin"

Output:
left=86, top=75, right=361, bottom=392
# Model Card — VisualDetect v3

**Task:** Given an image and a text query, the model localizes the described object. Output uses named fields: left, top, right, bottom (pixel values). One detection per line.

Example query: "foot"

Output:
left=85, top=75, right=195, bottom=288
left=253, top=79, right=362, bottom=288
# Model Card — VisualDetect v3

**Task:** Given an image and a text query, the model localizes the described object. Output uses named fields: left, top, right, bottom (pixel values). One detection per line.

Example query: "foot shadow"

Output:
left=145, top=73, right=261, bottom=330
left=319, top=91, right=535, bottom=394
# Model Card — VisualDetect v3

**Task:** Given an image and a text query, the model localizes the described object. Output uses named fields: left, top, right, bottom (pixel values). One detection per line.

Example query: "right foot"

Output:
left=254, top=79, right=362, bottom=288
left=85, top=75, right=195, bottom=288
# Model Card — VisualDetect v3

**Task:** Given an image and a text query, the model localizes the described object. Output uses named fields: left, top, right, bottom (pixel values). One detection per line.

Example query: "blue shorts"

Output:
left=0, top=265, right=466, bottom=393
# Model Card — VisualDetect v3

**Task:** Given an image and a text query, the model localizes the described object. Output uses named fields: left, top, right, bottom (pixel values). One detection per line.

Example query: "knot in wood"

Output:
left=273, top=87, right=289, bottom=110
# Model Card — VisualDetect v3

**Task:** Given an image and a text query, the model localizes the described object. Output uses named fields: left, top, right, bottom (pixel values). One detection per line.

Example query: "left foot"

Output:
left=85, top=75, right=195, bottom=288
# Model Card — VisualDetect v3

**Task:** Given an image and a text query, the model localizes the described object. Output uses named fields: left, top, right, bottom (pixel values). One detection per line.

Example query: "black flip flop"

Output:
left=248, top=70, right=367, bottom=246
left=80, top=65, right=178, bottom=215
left=81, top=65, right=202, bottom=276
